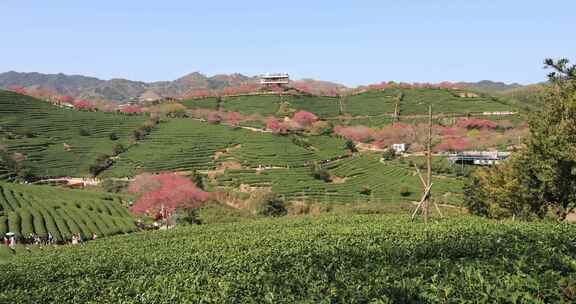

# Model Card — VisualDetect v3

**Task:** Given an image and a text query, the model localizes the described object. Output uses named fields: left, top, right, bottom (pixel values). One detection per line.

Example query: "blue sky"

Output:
left=1, top=1, right=574, bottom=86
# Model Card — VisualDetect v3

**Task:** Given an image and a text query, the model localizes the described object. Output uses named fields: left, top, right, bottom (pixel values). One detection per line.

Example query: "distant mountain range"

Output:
left=0, top=71, right=526, bottom=103
left=0, top=71, right=260, bottom=103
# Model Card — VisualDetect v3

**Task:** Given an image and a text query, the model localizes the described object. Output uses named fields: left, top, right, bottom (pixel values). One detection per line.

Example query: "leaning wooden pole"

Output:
left=393, top=101, right=399, bottom=125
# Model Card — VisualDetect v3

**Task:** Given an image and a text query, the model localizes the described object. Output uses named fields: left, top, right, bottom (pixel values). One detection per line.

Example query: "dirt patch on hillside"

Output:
left=213, top=151, right=224, bottom=160
left=204, top=161, right=243, bottom=179
left=357, top=143, right=387, bottom=153
left=227, top=144, right=242, bottom=152
left=220, top=161, right=242, bottom=170
left=213, top=144, right=242, bottom=161
left=457, top=92, right=480, bottom=98
left=239, top=183, right=272, bottom=193
left=212, top=191, right=247, bottom=209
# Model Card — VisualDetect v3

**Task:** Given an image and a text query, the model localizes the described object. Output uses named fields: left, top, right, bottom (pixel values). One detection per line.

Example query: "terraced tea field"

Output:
left=3, top=215, right=575, bottom=303
left=221, top=94, right=281, bottom=116
left=181, top=89, right=516, bottom=120
left=180, top=97, right=220, bottom=110
left=398, top=88, right=514, bottom=115
left=345, top=90, right=399, bottom=116
left=217, top=154, right=463, bottom=204
left=0, top=182, right=135, bottom=241
left=0, top=91, right=146, bottom=177
left=285, top=95, right=341, bottom=117
left=105, top=118, right=349, bottom=177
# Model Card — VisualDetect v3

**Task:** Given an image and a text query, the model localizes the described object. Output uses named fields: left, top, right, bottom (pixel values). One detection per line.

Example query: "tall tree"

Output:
left=465, top=58, right=576, bottom=220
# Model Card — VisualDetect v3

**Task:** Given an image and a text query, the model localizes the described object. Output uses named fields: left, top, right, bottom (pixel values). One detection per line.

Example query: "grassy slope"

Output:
left=2, top=215, right=575, bottom=303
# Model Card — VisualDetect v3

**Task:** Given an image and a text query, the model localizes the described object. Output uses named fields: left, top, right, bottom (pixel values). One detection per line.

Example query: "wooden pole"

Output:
left=411, top=183, right=433, bottom=219
left=413, top=164, right=427, bottom=188
left=412, top=108, right=444, bottom=221
left=393, top=102, right=399, bottom=125
left=433, top=201, right=444, bottom=218
left=339, top=94, right=346, bottom=115
left=422, top=105, right=433, bottom=223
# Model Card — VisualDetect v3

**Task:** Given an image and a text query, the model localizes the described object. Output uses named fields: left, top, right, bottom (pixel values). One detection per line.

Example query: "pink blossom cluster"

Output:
left=128, top=173, right=210, bottom=217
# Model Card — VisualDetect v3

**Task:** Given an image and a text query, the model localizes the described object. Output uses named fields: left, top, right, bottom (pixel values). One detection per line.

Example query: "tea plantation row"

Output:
left=181, top=88, right=515, bottom=119
left=2, top=215, right=575, bottom=303
left=0, top=91, right=146, bottom=177
left=0, top=182, right=135, bottom=241
left=104, top=118, right=348, bottom=177
left=217, top=154, right=463, bottom=204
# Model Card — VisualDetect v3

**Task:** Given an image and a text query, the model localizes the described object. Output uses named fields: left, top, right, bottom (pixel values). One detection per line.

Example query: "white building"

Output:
left=259, top=73, right=290, bottom=85
left=391, top=143, right=407, bottom=153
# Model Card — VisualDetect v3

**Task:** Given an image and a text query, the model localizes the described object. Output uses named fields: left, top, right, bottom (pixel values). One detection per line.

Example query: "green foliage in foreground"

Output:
left=2, top=215, right=576, bottom=303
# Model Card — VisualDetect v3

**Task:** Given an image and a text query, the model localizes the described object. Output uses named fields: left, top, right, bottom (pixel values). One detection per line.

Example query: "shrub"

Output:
left=132, top=128, right=147, bottom=141
left=400, top=186, right=411, bottom=197
left=360, top=186, right=372, bottom=195
left=89, top=154, right=112, bottom=176
left=309, top=162, right=332, bottom=182
left=20, top=128, right=35, bottom=138
left=309, top=121, right=332, bottom=135
left=254, top=194, right=287, bottom=217
left=291, top=136, right=312, bottom=150
left=382, top=148, right=396, bottom=161
left=174, top=208, right=203, bottom=225
left=345, top=140, right=358, bottom=153
left=1, top=151, right=30, bottom=180
left=113, top=143, right=126, bottom=155
left=79, top=128, right=91, bottom=136
left=101, top=179, right=129, bottom=193
left=109, top=132, right=119, bottom=141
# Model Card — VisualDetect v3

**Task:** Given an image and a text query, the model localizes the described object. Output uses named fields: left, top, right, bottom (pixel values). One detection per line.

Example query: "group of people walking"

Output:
left=2, top=232, right=98, bottom=253
left=71, top=233, right=97, bottom=245
left=21, top=232, right=55, bottom=245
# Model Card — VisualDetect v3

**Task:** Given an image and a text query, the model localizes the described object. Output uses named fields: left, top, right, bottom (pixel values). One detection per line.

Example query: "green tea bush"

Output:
left=2, top=215, right=575, bottom=303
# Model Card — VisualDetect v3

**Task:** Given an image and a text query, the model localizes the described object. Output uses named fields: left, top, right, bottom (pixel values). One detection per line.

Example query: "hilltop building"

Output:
left=260, top=73, right=290, bottom=86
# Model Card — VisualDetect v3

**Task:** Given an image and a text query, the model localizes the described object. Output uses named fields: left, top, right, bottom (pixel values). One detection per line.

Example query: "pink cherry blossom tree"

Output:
left=128, top=173, right=210, bottom=218
left=73, top=99, right=93, bottom=110
left=292, top=111, right=318, bottom=128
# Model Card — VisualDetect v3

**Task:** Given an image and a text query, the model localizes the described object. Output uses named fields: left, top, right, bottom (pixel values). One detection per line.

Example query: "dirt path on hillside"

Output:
left=188, top=117, right=271, bottom=133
